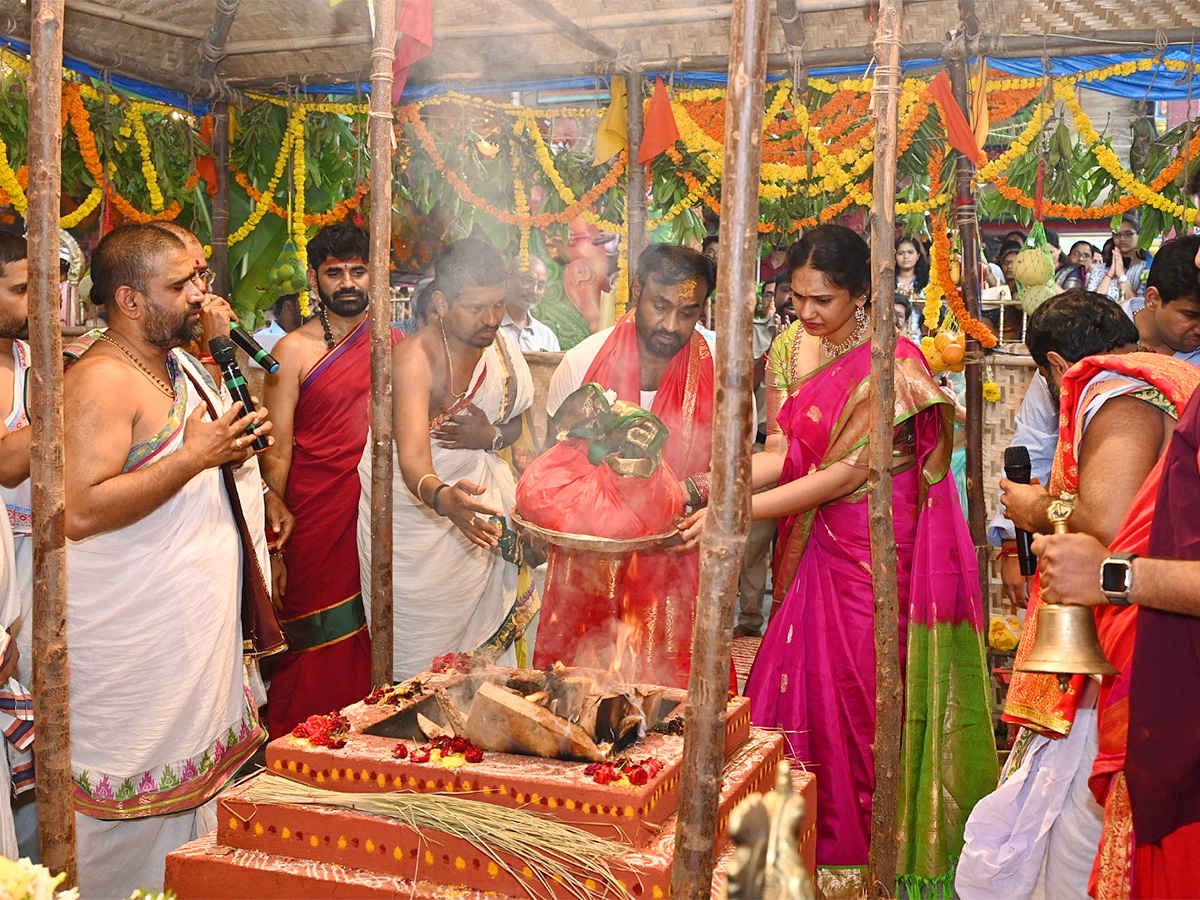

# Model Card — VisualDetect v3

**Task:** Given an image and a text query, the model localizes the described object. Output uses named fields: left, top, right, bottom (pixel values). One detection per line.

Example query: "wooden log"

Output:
left=866, top=0, right=904, bottom=894
left=367, top=0, right=397, bottom=687
left=668, top=0, right=770, bottom=894
left=464, top=681, right=607, bottom=762
left=624, top=69, right=647, bottom=288
left=210, top=102, right=231, bottom=300
left=947, top=48, right=990, bottom=607
left=27, top=0, right=75, bottom=883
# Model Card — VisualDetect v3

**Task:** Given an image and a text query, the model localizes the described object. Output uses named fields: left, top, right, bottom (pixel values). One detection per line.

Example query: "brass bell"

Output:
left=1014, top=496, right=1119, bottom=692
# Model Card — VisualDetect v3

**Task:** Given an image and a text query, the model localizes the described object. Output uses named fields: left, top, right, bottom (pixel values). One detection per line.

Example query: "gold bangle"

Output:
left=416, top=472, right=440, bottom=505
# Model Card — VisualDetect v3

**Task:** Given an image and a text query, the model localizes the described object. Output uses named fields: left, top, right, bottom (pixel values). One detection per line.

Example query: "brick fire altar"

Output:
left=165, top=665, right=816, bottom=899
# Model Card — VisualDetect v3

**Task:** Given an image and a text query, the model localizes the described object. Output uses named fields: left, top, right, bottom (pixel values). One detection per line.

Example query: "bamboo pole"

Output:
left=211, top=102, right=231, bottom=300
left=367, top=0, right=396, bottom=687
left=198, top=0, right=239, bottom=81
left=947, top=49, right=989, bottom=603
left=624, top=69, right=647, bottom=286
left=669, top=0, right=770, bottom=894
left=866, top=0, right=904, bottom=894
left=27, top=0, right=75, bottom=882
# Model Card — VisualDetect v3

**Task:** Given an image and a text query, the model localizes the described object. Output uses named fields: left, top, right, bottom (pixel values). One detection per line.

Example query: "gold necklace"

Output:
left=96, top=333, right=176, bottom=399
left=439, top=319, right=468, bottom=401
left=820, top=313, right=869, bottom=358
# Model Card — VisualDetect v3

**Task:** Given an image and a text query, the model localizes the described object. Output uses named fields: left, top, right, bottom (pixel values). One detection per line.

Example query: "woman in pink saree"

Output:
left=688, top=227, right=997, bottom=895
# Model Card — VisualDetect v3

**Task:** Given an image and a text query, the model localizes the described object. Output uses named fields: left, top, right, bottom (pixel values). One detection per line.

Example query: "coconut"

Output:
left=1019, top=282, right=1059, bottom=315
left=1012, top=248, right=1055, bottom=287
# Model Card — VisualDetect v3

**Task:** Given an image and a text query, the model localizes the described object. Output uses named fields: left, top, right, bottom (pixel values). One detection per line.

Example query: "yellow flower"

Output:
left=983, top=381, right=1001, bottom=402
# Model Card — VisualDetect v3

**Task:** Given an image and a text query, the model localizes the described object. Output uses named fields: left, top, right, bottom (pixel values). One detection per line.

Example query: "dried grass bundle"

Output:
left=248, top=774, right=632, bottom=899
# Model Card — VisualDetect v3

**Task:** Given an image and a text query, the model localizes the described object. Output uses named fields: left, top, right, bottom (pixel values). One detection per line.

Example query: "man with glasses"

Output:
left=500, top=255, right=559, bottom=352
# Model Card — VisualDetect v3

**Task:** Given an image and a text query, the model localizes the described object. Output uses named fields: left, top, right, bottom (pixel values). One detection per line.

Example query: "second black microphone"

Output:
left=209, top=334, right=270, bottom=453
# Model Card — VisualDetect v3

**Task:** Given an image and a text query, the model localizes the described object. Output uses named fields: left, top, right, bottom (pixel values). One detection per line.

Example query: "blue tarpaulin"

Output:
left=0, top=34, right=207, bottom=113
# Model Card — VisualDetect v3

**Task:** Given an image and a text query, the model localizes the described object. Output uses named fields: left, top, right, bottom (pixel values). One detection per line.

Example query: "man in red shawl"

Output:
left=261, top=224, right=399, bottom=738
left=536, top=244, right=716, bottom=688
left=957, top=289, right=1200, bottom=900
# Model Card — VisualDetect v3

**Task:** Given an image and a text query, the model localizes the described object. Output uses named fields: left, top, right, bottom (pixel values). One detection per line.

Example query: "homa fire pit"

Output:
left=165, top=664, right=812, bottom=900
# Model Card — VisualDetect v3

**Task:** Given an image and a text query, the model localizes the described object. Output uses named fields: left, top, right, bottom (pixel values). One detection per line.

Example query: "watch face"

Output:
left=1102, top=558, right=1132, bottom=593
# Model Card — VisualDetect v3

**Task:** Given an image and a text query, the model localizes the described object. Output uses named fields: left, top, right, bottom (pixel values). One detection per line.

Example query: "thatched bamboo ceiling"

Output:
left=0, top=0, right=1198, bottom=102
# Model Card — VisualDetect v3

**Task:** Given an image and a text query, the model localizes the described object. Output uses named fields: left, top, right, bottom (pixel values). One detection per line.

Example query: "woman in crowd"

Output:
left=685, top=225, right=997, bottom=896
left=894, top=235, right=929, bottom=306
left=1087, top=211, right=1151, bottom=313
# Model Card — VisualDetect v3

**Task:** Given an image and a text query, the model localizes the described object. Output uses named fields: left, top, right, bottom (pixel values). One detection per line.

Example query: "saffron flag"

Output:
left=392, top=0, right=434, bottom=105
left=972, top=60, right=990, bottom=153
left=637, top=76, right=680, bottom=165
left=593, top=76, right=628, bottom=166
left=929, top=70, right=985, bottom=165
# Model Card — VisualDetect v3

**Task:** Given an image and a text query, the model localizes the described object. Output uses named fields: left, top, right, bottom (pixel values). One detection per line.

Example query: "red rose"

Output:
left=411, top=748, right=431, bottom=764
left=449, top=736, right=469, bottom=755
left=464, top=746, right=483, bottom=763
left=393, top=744, right=409, bottom=759
left=627, top=766, right=649, bottom=786
left=327, top=738, right=346, bottom=750
left=583, top=763, right=599, bottom=776
left=291, top=724, right=308, bottom=738
left=305, top=715, right=326, bottom=731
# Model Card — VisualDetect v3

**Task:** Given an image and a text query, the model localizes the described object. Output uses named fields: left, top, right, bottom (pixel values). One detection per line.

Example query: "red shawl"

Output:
left=582, top=313, right=714, bottom=478
left=1004, top=353, right=1200, bottom=739
left=533, top=316, right=719, bottom=690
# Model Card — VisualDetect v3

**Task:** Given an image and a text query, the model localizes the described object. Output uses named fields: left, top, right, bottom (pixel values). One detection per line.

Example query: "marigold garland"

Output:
left=292, top=107, right=312, bottom=318
left=928, top=213, right=997, bottom=348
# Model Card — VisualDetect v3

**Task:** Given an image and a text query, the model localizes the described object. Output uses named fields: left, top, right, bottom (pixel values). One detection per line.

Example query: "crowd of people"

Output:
left=1, top=206, right=1199, bottom=898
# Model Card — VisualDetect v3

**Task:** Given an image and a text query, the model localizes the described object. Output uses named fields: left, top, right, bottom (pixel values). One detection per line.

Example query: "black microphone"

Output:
left=228, top=321, right=280, bottom=374
left=209, top=335, right=270, bottom=453
left=1003, top=445, right=1037, bottom=576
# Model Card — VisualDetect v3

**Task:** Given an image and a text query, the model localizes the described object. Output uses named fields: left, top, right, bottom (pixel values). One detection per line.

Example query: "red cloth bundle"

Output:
left=516, top=438, right=684, bottom=539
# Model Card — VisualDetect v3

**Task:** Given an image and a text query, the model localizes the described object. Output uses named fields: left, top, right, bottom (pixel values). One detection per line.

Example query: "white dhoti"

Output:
left=359, top=331, right=536, bottom=682
left=66, top=351, right=267, bottom=896
left=955, top=680, right=1103, bottom=900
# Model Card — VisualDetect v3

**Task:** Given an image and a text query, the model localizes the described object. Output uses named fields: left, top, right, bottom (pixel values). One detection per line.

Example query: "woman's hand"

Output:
left=999, top=478, right=1050, bottom=534
left=677, top=507, right=707, bottom=548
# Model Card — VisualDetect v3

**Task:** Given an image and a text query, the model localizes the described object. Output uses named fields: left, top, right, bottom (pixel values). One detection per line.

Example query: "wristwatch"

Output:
left=1118, top=274, right=1129, bottom=284
left=491, top=425, right=504, bottom=452
left=1100, top=551, right=1137, bottom=605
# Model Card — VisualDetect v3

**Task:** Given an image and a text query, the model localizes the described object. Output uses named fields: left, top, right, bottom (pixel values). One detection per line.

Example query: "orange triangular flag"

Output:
left=637, top=76, right=680, bottom=165
left=972, top=60, right=990, bottom=153
left=930, top=70, right=985, bottom=165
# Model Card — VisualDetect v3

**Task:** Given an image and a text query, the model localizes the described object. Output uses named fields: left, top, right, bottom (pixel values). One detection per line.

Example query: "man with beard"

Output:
left=956, top=290, right=1200, bottom=900
left=260, top=223, right=398, bottom=737
left=63, top=224, right=273, bottom=897
left=357, top=238, right=537, bottom=681
left=536, top=244, right=717, bottom=688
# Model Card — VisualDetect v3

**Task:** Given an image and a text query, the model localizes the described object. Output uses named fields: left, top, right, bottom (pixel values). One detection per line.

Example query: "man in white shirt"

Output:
left=499, top=256, right=560, bottom=352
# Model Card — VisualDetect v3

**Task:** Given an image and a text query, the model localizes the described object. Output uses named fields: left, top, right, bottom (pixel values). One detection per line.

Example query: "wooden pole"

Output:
left=624, top=69, right=647, bottom=285
left=866, top=0, right=903, bottom=894
left=27, top=0, right=76, bottom=883
left=198, top=0, right=239, bottom=81
left=947, top=49, right=989, bottom=603
left=669, top=0, right=770, bottom=894
left=367, top=0, right=396, bottom=687
left=211, top=102, right=231, bottom=300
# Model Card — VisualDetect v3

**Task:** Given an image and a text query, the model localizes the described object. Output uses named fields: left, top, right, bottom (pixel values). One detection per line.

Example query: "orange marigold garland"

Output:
left=928, top=212, right=996, bottom=348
